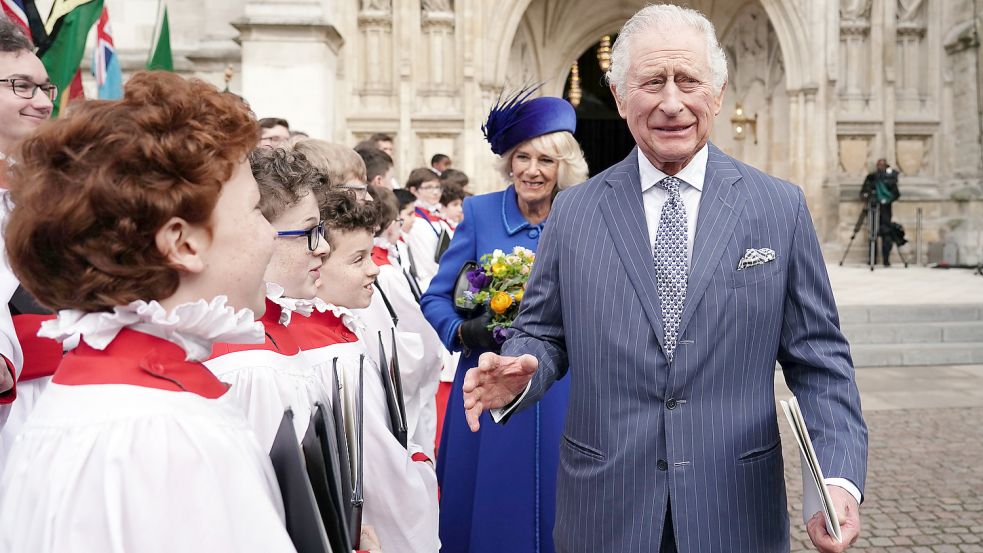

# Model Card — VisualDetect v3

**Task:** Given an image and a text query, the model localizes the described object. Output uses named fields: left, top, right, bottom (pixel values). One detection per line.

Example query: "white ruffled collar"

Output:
left=265, top=282, right=328, bottom=326
left=38, top=296, right=264, bottom=362
left=315, top=301, right=366, bottom=336
left=373, top=237, right=399, bottom=262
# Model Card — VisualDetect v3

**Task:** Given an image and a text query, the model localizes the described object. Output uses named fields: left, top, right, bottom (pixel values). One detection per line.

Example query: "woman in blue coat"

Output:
left=421, top=89, right=588, bottom=553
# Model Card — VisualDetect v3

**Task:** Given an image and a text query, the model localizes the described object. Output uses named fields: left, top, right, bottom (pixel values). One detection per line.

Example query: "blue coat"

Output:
left=502, top=145, right=868, bottom=553
left=421, top=185, right=569, bottom=553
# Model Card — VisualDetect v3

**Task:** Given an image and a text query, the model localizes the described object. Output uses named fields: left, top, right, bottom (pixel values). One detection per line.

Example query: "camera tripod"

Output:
left=839, top=197, right=908, bottom=271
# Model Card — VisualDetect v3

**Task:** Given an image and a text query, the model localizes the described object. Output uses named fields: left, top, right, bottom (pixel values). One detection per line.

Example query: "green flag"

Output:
left=147, top=4, right=173, bottom=71
left=39, top=0, right=104, bottom=117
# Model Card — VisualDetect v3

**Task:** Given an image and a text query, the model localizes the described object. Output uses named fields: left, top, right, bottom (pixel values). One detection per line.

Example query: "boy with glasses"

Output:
left=0, top=17, right=56, bottom=455
left=404, top=168, right=452, bottom=289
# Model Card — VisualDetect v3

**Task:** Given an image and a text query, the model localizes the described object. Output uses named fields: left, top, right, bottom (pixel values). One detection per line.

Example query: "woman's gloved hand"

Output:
left=458, top=311, right=499, bottom=353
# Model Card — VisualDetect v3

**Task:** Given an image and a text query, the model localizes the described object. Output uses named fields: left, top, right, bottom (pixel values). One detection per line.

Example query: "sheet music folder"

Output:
left=780, top=396, right=842, bottom=544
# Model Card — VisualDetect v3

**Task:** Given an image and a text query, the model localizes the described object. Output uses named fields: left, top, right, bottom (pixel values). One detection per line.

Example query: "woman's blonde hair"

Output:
left=495, top=131, right=588, bottom=190
left=292, top=139, right=366, bottom=187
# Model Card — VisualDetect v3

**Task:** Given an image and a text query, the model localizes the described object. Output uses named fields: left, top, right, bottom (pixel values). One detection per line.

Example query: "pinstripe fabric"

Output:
left=501, top=144, right=869, bottom=553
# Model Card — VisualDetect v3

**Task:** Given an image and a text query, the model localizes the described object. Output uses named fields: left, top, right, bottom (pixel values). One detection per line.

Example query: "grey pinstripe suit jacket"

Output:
left=501, top=144, right=869, bottom=553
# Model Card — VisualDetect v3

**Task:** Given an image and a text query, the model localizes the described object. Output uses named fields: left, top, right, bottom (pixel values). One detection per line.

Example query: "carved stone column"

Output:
left=357, top=1, right=395, bottom=111
left=420, top=3, right=456, bottom=112
left=234, top=0, right=343, bottom=140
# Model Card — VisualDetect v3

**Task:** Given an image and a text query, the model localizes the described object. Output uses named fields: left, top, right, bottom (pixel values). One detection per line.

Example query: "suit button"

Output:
left=528, top=228, right=540, bottom=239
left=666, top=398, right=678, bottom=410
left=657, top=459, right=668, bottom=471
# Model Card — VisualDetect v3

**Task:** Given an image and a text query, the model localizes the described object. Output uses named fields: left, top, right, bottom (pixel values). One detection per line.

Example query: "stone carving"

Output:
left=897, top=0, right=927, bottom=24
left=362, top=0, right=391, bottom=11
left=839, top=0, right=872, bottom=22
left=838, top=136, right=872, bottom=175
left=896, top=136, right=929, bottom=175
left=422, top=0, right=452, bottom=13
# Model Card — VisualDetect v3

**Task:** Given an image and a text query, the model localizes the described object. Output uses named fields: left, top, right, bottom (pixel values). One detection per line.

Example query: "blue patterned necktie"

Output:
left=654, top=176, right=689, bottom=362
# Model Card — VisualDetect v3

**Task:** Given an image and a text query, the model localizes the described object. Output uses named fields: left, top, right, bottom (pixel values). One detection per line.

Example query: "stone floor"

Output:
left=827, top=265, right=982, bottom=306
left=776, top=365, right=983, bottom=552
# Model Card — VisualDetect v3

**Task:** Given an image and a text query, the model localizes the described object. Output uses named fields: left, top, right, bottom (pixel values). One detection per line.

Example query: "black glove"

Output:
left=458, top=311, right=499, bottom=353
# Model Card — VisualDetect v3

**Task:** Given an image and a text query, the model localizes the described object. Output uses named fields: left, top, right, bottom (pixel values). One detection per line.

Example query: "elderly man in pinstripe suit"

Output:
left=461, top=5, right=868, bottom=553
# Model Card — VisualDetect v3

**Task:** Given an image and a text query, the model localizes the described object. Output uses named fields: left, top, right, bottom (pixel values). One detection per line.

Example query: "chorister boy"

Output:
left=287, top=190, right=440, bottom=553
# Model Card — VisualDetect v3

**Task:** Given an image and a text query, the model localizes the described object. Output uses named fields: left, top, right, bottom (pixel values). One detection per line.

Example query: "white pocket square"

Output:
left=737, top=248, right=776, bottom=271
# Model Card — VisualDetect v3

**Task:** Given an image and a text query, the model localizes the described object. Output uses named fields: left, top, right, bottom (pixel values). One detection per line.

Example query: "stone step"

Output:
left=838, top=304, right=983, bottom=324
left=841, top=321, right=983, bottom=344
left=850, top=342, right=983, bottom=368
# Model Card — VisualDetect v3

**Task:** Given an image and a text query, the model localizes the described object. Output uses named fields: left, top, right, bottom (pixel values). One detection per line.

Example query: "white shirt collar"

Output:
left=637, top=143, right=709, bottom=193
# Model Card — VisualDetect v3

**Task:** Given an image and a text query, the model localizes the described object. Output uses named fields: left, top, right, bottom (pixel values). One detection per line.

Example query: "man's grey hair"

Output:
left=0, top=15, right=34, bottom=54
left=606, top=4, right=728, bottom=99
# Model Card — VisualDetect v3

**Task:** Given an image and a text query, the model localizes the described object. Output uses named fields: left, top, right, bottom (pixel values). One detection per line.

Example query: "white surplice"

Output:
left=0, top=297, right=297, bottom=553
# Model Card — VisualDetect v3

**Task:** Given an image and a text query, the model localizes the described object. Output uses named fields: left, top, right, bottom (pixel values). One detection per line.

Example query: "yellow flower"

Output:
left=492, top=262, right=508, bottom=278
left=513, top=289, right=524, bottom=303
left=490, top=291, right=513, bottom=314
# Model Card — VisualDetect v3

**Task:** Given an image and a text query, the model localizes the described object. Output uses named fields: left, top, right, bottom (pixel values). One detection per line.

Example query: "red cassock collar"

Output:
left=52, top=328, right=230, bottom=399
left=287, top=307, right=358, bottom=351
left=414, top=206, right=444, bottom=223
left=209, top=298, right=301, bottom=358
left=371, top=246, right=393, bottom=267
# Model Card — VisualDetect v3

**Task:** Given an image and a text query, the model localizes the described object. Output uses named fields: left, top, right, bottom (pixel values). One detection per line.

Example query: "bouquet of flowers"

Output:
left=455, top=246, right=535, bottom=344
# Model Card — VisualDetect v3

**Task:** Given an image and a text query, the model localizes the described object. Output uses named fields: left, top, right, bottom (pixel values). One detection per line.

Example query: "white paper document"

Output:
left=780, top=396, right=842, bottom=543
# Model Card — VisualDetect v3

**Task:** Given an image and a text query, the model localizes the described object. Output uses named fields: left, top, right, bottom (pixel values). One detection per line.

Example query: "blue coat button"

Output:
left=528, top=228, right=540, bottom=239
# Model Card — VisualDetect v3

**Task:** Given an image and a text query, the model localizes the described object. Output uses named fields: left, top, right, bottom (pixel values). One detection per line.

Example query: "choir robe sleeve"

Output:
left=404, top=219, right=440, bottom=289
left=377, top=265, right=444, bottom=458
left=204, top=352, right=297, bottom=453
left=338, top=351, right=440, bottom=553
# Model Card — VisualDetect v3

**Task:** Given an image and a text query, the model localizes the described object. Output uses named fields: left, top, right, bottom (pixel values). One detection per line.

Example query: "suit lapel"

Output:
left=677, top=144, right=747, bottom=337
left=598, top=148, right=666, bottom=350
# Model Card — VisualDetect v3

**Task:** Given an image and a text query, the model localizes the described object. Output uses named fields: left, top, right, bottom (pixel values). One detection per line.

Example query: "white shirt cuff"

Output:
left=490, top=380, right=533, bottom=423
left=825, top=478, right=863, bottom=505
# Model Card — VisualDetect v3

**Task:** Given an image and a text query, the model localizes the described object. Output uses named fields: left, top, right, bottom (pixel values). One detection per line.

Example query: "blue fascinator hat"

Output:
left=482, top=85, right=577, bottom=156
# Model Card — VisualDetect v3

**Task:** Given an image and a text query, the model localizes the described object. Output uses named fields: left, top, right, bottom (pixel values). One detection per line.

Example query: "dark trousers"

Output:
left=878, top=202, right=894, bottom=265
left=661, top=502, right=677, bottom=553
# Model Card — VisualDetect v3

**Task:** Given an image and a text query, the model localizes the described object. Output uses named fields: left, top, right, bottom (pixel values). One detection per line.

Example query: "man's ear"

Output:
left=713, top=80, right=728, bottom=116
left=155, top=216, right=208, bottom=274
left=610, top=84, right=628, bottom=119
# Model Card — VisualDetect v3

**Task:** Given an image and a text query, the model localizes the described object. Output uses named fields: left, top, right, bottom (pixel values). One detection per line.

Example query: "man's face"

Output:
left=259, top=125, right=290, bottom=148
left=0, top=51, right=53, bottom=153
left=876, top=159, right=887, bottom=172
left=611, top=26, right=724, bottom=175
left=376, top=140, right=394, bottom=157
left=434, top=158, right=451, bottom=173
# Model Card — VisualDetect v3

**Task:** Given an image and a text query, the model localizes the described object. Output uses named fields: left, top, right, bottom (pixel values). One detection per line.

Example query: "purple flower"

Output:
left=492, top=325, right=511, bottom=344
left=467, top=267, right=492, bottom=292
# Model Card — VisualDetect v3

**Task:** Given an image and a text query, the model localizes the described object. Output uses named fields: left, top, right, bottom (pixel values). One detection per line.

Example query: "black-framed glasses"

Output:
left=276, top=221, right=325, bottom=252
left=0, top=78, right=57, bottom=101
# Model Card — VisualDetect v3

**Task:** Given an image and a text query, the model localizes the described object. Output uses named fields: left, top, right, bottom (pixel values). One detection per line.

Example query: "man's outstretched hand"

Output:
left=462, top=353, right=538, bottom=432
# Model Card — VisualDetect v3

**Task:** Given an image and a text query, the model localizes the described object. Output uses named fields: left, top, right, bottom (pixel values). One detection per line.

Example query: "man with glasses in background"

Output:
left=0, top=16, right=55, bottom=452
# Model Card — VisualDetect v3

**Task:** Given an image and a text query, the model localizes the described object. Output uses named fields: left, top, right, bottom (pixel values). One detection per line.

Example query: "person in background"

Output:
left=369, top=133, right=394, bottom=157
left=420, top=88, right=588, bottom=553
left=0, top=71, right=296, bottom=553
left=440, top=183, right=467, bottom=229
left=404, top=167, right=451, bottom=289
left=430, top=153, right=451, bottom=175
left=293, top=138, right=370, bottom=201
left=440, top=168, right=470, bottom=191
left=355, top=145, right=395, bottom=191
left=259, top=117, right=290, bottom=148
left=0, top=16, right=57, bottom=456
left=861, top=158, right=901, bottom=267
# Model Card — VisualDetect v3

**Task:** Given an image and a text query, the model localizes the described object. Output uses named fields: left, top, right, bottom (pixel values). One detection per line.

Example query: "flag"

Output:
left=1, top=0, right=46, bottom=45
left=39, top=0, right=103, bottom=117
left=1, top=0, right=30, bottom=37
left=146, top=3, right=173, bottom=71
left=91, top=6, right=121, bottom=99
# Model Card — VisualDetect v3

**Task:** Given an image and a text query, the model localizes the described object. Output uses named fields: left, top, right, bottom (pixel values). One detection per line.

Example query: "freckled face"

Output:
left=612, top=26, right=725, bottom=175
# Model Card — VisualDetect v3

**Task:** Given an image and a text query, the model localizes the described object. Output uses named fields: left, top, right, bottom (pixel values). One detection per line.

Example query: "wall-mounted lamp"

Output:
left=730, top=102, right=757, bottom=144
left=567, top=62, right=582, bottom=108
left=596, top=35, right=612, bottom=72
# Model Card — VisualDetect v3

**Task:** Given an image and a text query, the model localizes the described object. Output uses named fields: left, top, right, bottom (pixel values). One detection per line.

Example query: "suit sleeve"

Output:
left=419, top=197, right=479, bottom=351
left=778, top=188, right=869, bottom=498
left=499, top=192, right=570, bottom=417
